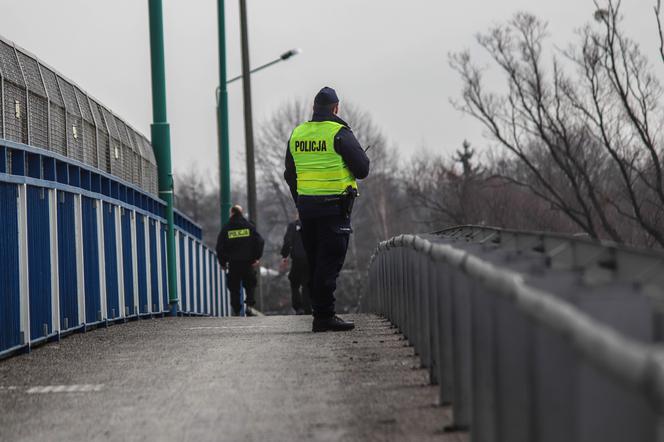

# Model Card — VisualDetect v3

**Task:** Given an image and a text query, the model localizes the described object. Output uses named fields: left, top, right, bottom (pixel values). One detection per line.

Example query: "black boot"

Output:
left=312, top=316, right=355, bottom=333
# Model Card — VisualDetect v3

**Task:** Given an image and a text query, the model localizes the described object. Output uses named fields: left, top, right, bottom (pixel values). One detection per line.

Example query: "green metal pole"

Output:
left=148, top=0, right=178, bottom=315
left=217, top=0, right=231, bottom=226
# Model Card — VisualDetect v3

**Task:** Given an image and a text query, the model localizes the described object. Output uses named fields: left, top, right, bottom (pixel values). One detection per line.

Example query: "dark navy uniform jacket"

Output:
left=284, top=111, right=370, bottom=218
left=215, top=214, right=265, bottom=267
left=280, top=220, right=307, bottom=261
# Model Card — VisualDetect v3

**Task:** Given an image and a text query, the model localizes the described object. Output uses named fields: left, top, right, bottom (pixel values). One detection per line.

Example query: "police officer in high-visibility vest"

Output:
left=284, top=87, right=370, bottom=332
left=216, top=205, right=265, bottom=316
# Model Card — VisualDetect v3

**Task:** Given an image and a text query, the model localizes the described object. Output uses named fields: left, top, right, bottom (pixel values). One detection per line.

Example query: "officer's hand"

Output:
left=251, top=260, right=260, bottom=269
left=278, top=258, right=289, bottom=273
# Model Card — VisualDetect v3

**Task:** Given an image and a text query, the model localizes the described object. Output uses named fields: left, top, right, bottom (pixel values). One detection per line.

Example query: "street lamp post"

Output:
left=148, top=0, right=178, bottom=315
left=217, top=0, right=231, bottom=227
left=217, top=2, right=300, bottom=231
left=239, top=0, right=257, bottom=227
left=214, top=47, right=300, bottom=228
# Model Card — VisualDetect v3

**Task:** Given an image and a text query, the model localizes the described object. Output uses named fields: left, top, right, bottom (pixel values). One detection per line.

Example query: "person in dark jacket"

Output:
left=284, top=86, right=370, bottom=332
left=216, top=205, right=265, bottom=316
left=280, top=216, right=311, bottom=315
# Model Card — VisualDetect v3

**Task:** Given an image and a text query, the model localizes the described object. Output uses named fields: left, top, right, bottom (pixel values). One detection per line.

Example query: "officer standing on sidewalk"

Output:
left=216, top=205, right=265, bottom=316
left=280, top=215, right=311, bottom=315
left=284, top=86, right=370, bottom=332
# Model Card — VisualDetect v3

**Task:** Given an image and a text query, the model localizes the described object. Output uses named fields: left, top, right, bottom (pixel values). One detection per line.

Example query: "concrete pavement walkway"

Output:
left=0, top=314, right=467, bottom=442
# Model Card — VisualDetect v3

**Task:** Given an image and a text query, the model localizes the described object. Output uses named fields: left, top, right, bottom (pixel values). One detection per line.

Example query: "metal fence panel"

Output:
left=39, top=65, right=66, bottom=156
left=533, top=322, right=577, bottom=442
left=101, top=107, right=123, bottom=178
left=57, top=78, right=83, bottom=162
left=81, top=196, right=100, bottom=323
left=0, top=42, right=28, bottom=144
left=493, top=293, right=533, bottom=442
left=188, top=237, right=195, bottom=313
left=148, top=218, right=159, bottom=312
left=0, top=183, right=21, bottom=352
left=469, top=282, right=497, bottom=442
left=0, top=146, right=5, bottom=173
left=575, top=285, right=655, bottom=442
left=135, top=213, right=148, bottom=314
left=139, top=135, right=157, bottom=195
left=16, top=52, right=48, bottom=149
left=450, top=272, right=473, bottom=430
left=74, top=87, right=97, bottom=168
left=113, top=117, right=133, bottom=184
left=102, top=203, right=119, bottom=320
left=26, top=186, right=52, bottom=340
left=179, top=233, right=188, bottom=312
left=0, top=36, right=167, bottom=199
left=88, top=99, right=109, bottom=173
left=120, top=208, right=135, bottom=316
left=202, top=249, right=208, bottom=315
left=57, top=190, right=78, bottom=330
left=196, top=242, right=202, bottom=314
left=161, top=224, right=168, bottom=310
left=126, top=129, right=142, bottom=189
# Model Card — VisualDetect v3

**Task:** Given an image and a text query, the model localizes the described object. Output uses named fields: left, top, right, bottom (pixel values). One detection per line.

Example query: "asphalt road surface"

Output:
left=0, top=314, right=468, bottom=442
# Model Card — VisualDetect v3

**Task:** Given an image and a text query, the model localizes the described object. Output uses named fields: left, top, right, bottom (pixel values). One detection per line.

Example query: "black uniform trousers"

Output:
left=299, top=214, right=351, bottom=318
left=289, top=259, right=311, bottom=314
left=227, top=260, right=257, bottom=315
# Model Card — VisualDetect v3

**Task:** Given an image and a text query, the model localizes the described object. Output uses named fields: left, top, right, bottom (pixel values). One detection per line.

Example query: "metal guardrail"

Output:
left=365, top=228, right=664, bottom=442
left=0, top=140, right=231, bottom=360
left=0, top=34, right=159, bottom=195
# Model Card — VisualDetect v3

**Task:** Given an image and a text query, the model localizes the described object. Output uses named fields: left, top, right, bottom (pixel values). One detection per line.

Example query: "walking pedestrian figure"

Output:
left=216, top=205, right=264, bottom=316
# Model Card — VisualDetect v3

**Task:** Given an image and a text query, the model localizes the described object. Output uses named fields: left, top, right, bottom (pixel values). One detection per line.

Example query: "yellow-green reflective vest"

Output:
left=289, top=121, right=358, bottom=196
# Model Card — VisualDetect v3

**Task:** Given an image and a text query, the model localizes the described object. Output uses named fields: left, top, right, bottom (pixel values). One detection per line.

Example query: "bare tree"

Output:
left=568, top=0, right=664, bottom=245
left=451, top=3, right=664, bottom=247
left=656, top=0, right=664, bottom=63
left=174, top=166, right=221, bottom=248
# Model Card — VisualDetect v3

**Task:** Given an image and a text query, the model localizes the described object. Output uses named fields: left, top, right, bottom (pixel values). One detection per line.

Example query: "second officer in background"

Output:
left=216, top=205, right=265, bottom=316
left=280, top=215, right=311, bottom=315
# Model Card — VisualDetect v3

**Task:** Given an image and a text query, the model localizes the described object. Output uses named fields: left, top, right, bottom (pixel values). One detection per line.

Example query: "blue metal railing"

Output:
left=0, top=138, right=231, bottom=359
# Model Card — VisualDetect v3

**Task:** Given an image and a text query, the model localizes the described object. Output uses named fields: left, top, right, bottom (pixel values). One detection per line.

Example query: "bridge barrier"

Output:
left=0, top=138, right=231, bottom=359
left=0, top=35, right=158, bottom=195
left=365, top=227, right=664, bottom=442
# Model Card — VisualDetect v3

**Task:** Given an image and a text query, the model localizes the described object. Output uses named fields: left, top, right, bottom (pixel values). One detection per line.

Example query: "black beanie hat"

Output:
left=314, top=87, right=339, bottom=106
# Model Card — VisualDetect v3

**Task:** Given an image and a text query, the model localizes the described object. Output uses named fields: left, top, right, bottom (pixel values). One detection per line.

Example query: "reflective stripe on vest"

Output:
left=289, top=121, right=358, bottom=196
left=228, top=228, right=250, bottom=239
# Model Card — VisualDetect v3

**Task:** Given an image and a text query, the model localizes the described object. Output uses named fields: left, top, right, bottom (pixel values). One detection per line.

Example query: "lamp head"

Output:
left=280, top=48, right=302, bottom=60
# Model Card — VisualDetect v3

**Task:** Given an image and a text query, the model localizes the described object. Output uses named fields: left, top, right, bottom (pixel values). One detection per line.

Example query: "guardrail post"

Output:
left=397, top=248, right=404, bottom=334
left=406, top=247, right=416, bottom=350
left=437, top=260, right=454, bottom=405
left=426, top=253, right=439, bottom=385
left=494, top=283, right=534, bottom=442
left=448, top=270, right=472, bottom=431
left=469, top=280, right=497, bottom=442
left=418, top=249, right=431, bottom=373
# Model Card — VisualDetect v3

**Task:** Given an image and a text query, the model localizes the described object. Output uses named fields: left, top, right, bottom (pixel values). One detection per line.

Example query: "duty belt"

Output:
left=297, top=195, right=344, bottom=205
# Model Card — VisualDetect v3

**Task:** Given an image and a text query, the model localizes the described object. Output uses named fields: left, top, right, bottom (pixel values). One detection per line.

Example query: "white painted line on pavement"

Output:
left=186, top=326, right=279, bottom=330
left=26, top=384, right=105, bottom=394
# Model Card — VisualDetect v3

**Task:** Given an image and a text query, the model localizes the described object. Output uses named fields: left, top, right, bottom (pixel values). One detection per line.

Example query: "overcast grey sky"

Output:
left=0, top=1, right=659, bottom=181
